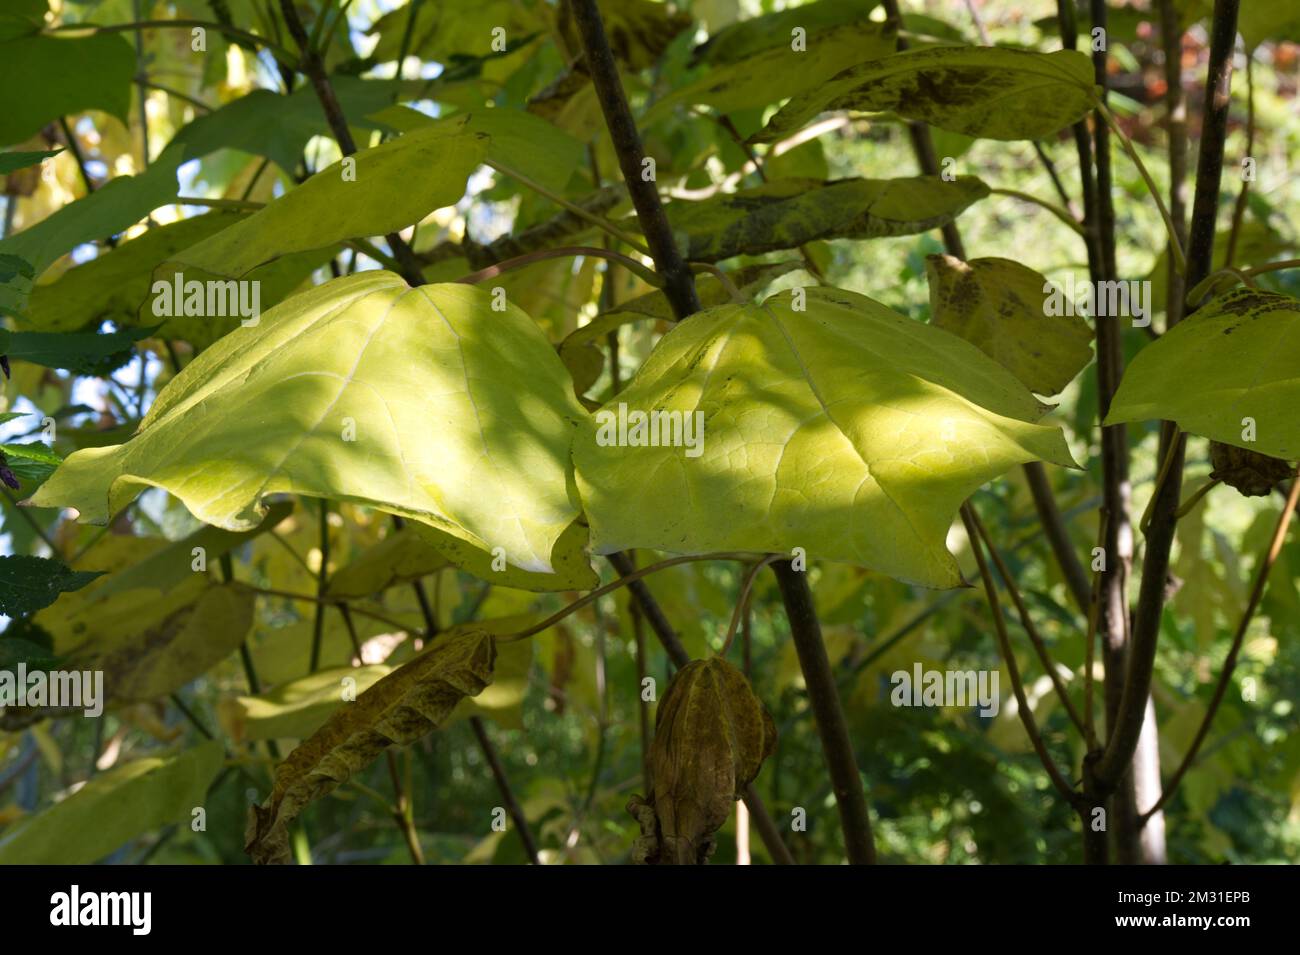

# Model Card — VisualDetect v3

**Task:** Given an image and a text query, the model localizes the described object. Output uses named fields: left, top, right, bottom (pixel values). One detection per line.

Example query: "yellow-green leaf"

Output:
left=0, top=742, right=223, bottom=864
left=573, top=287, right=1078, bottom=588
left=925, top=254, right=1093, bottom=396
left=31, top=273, right=589, bottom=577
left=751, top=47, right=1097, bottom=145
left=1105, top=288, right=1300, bottom=461
left=169, top=120, right=487, bottom=278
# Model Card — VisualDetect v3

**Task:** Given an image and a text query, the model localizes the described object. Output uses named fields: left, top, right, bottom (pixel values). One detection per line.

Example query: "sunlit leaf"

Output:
left=573, top=287, right=1077, bottom=588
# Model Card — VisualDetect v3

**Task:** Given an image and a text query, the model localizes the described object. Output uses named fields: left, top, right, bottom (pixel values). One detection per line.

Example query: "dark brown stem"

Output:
left=605, top=552, right=691, bottom=667
left=277, top=0, right=424, bottom=284
left=772, top=560, right=876, bottom=864
left=308, top=498, right=330, bottom=673
left=470, top=716, right=541, bottom=864
left=1159, top=0, right=1190, bottom=328
left=1097, top=0, right=1241, bottom=791
left=568, top=0, right=700, bottom=318
left=1024, top=462, right=1091, bottom=613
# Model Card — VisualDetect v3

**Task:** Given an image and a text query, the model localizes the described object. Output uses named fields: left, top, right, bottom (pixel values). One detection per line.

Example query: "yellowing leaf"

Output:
left=32, top=273, right=589, bottom=577
left=169, top=120, right=487, bottom=278
left=573, top=287, right=1077, bottom=588
left=660, top=177, right=989, bottom=262
left=751, top=47, right=1097, bottom=145
left=1105, top=289, right=1300, bottom=461
left=926, top=255, right=1093, bottom=396
left=246, top=629, right=496, bottom=864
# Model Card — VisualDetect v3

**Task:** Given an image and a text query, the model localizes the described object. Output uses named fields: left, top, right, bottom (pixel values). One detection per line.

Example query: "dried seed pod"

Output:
left=630, top=657, right=776, bottom=865
left=1209, top=440, right=1293, bottom=497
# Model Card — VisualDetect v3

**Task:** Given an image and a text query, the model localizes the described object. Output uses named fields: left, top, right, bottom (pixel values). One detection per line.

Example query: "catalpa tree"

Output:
left=0, top=0, right=1297, bottom=867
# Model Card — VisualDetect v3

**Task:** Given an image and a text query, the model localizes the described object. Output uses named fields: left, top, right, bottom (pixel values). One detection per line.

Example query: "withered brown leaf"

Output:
left=630, top=657, right=776, bottom=865
left=245, top=628, right=496, bottom=864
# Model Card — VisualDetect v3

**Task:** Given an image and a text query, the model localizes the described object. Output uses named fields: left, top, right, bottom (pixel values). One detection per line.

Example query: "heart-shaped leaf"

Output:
left=31, top=272, right=590, bottom=577
left=573, top=287, right=1077, bottom=588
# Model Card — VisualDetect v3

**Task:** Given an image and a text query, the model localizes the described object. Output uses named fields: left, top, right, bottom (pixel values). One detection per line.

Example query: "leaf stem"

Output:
left=989, top=187, right=1085, bottom=237
left=1092, top=100, right=1186, bottom=275
left=486, top=159, right=652, bottom=257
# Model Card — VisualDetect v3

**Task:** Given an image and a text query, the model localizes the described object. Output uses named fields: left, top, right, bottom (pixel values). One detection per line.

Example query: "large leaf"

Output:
left=0, top=555, right=103, bottom=618
left=1105, top=288, right=1300, bottom=461
left=246, top=628, right=496, bottom=864
left=925, top=255, right=1093, bottom=396
left=573, top=287, right=1078, bottom=588
left=31, top=273, right=589, bottom=576
left=750, top=47, right=1097, bottom=145
left=0, top=148, right=61, bottom=174
left=168, top=119, right=487, bottom=278
left=0, top=164, right=178, bottom=278
left=646, top=19, right=897, bottom=121
left=0, top=742, right=223, bottom=864
left=659, top=177, right=988, bottom=262
left=0, top=32, right=134, bottom=146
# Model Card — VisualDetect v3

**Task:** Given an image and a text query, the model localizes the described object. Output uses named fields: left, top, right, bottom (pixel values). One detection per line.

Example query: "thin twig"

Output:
left=1140, top=467, right=1300, bottom=822
left=961, top=506, right=1080, bottom=808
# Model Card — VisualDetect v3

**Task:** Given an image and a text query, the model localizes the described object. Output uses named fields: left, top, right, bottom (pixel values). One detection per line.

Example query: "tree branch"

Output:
left=1096, top=0, right=1241, bottom=791
left=772, top=560, right=876, bottom=864
left=470, top=716, right=541, bottom=864
left=277, top=0, right=424, bottom=284
left=568, top=0, right=700, bottom=318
